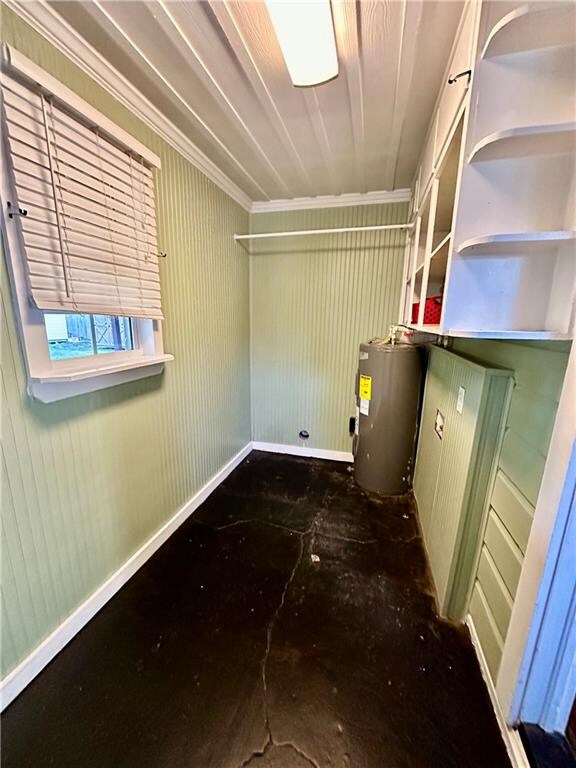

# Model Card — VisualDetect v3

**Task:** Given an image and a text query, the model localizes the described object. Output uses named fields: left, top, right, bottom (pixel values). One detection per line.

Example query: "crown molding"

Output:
left=250, top=188, right=411, bottom=214
left=4, top=0, right=253, bottom=211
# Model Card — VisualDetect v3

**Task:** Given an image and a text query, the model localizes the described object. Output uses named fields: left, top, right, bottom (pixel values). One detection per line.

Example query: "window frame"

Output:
left=1, top=47, right=172, bottom=403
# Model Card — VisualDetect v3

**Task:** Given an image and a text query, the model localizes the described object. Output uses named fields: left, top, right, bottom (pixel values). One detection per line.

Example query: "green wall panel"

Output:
left=452, top=339, right=570, bottom=508
left=470, top=583, right=503, bottom=681
left=1, top=7, right=250, bottom=677
left=476, top=547, right=513, bottom=640
left=453, top=339, right=570, bottom=680
left=490, top=470, right=533, bottom=553
left=250, top=203, right=408, bottom=452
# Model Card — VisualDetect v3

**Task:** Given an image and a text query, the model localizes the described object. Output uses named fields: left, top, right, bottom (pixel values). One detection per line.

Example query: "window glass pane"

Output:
left=44, top=313, right=134, bottom=360
left=45, top=313, right=94, bottom=360
left=93, top=315, right=134, bottom=355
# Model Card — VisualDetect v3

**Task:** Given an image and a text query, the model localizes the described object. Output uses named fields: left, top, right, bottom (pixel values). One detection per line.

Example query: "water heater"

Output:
left=353, top=338, right=423, bottom=495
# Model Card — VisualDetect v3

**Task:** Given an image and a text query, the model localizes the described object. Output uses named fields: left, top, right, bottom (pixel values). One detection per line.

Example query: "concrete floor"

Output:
left=2, top=452, right=510, bottom=767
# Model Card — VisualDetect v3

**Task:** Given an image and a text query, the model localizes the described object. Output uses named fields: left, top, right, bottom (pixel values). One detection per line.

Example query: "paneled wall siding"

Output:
left=1, top=7, right=251, bottom=677
left=250, top=204, right=409, bottom=452
left=452, top=339, right=571, bottom=679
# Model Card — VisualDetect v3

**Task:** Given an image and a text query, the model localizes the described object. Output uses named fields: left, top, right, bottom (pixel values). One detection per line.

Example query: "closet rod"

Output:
left=234, top=223, right=413, bottom=241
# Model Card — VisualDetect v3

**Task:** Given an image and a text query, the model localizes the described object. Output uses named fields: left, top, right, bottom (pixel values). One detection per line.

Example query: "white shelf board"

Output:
left=443, top=328, right=572, bottom=340
left=405, top=323, right=442, bottom=336
left=33, top=354, right=174, bottom=382
left=405, top=324, right=571, bottom=341
left=468, top=123, right=576, bottom=163
left=457, top=231, right=576, bottom=256
left=481, top=3, right=576, bottom=60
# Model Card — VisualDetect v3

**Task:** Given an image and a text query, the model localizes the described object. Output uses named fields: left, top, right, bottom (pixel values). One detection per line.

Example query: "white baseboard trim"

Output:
left=252, top=441, right=353, bottom=462
left=466, top=615, right=530, bottom=768
left=0, top=442, right=253, bottom=712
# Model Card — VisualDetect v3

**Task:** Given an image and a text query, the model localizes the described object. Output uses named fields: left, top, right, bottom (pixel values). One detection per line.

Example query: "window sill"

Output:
left=28, top=354, right=174, bottom=403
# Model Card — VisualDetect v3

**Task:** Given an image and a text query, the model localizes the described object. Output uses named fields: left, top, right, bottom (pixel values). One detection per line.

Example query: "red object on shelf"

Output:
left=411, top=295, right=443, bottom=325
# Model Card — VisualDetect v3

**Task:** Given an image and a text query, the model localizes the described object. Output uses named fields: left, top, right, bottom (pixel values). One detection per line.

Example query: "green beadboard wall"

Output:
left=250, top=204, right=408, bottom=452
left=1, top=7, right=250, bottom=677
left=451, top=340, right=570, bottom=510
left=451, top=339, right=571, bottom=679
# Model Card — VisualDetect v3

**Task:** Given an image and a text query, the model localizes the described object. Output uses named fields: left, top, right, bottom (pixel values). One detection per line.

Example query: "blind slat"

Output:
left=11, top=170, right=157, bottom=235
left=3, top=83, right=153, bottom=183
left=7, top=125, right=156, bottom=206
left=27, top=255, right=161, bottom=287
left=32, top=265, right=160, bottom=296
left=22, top=214, right=156, bottom=259
left=10, top=145, right=156, bottom=215
left=25, top=244, right=160, bottom=278
left=10, top=183, right=158, bottom=242
left=32, top=296, right=163, bottom=320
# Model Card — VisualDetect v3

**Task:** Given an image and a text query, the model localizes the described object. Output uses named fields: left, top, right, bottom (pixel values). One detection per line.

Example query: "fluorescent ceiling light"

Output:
left=266, top=0, right=339, bottom=87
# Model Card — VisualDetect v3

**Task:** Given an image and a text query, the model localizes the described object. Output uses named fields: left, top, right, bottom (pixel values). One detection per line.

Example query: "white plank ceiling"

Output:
left=49, top=0, right=464, bottom=202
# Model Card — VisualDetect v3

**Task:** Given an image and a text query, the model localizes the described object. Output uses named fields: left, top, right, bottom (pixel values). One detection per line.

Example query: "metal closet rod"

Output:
left=234, top=223, right=413, bottom=241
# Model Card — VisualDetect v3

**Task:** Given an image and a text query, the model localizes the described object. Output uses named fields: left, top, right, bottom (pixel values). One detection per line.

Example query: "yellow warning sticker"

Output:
left=359, top=374, right=372, bottom=401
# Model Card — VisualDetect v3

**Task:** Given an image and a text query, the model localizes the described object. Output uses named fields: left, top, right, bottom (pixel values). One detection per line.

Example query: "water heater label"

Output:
left=359, top=374, right=372, bottom=401
left=360, top=398, right=370, bottom=416
left=359, top=352, right=369, bottom=360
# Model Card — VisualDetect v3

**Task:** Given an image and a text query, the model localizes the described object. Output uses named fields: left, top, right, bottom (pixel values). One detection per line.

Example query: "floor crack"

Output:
left=262, top=529, right=308, bottom=732
left=213, top=519, right=307, bottom=536
left=315, top=531, right=378, bottom=545
left=274, top=741, right=320, bottom=767
left=238, top=735, right=272, bottom=767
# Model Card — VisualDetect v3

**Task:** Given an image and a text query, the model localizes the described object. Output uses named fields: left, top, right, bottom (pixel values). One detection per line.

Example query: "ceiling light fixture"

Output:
left=266, top=0, right=339, bottom=87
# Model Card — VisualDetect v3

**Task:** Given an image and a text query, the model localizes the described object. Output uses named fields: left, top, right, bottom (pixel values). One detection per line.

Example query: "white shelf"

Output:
left=443, top=328, right=572, bottom=341
left=33, top=354, right=174, bottom=382
left=458, top=231, right=576, bottom=256
left=481, top=3, right=576, bottom=60
left=406, top=324, right=570, bottom=340
left=406, top=323, right=442, bottom=336
left=468, top=123, right=576, bottom=163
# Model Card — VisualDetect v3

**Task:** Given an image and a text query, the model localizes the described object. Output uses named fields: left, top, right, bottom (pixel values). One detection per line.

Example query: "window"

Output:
left=44, top=313, right=134, bottom=360
left=1, top=47, right=172, bottom=402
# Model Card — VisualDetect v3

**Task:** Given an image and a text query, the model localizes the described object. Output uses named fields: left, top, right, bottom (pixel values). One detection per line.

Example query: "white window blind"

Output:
left=2, top=70, right=163, bottom=319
